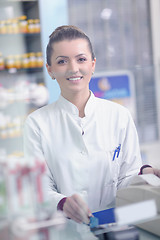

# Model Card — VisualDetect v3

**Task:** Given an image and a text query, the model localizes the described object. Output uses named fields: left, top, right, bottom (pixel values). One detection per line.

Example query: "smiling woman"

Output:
left=23, top=25, right=160, bottom=226
left=46, top=26, right=96, bottom=110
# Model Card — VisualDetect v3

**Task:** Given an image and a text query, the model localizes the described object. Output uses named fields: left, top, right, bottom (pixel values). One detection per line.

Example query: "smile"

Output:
left=67, top=76, right=83, bottom=81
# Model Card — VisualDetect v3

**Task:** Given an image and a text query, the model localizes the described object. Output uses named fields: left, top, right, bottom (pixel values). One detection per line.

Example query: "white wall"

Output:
left=140, top=0, right=160, bottom=168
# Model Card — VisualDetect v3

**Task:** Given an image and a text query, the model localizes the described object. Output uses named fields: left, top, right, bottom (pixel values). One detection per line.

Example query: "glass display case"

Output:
left=0, top=1, right=49, bottom=239
left=0, top=0, right=48, bottom=152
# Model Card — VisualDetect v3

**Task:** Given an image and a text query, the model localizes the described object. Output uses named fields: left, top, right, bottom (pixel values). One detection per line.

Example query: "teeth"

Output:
left=68, top=77, right=82, bottom=81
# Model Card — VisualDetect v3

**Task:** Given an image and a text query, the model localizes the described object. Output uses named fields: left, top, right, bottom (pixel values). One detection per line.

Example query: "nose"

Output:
left=68, top=60, right=79, bottom=75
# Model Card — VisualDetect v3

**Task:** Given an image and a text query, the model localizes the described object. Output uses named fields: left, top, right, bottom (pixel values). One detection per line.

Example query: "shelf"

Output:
left=0, top=67, right=43, bottom=74
left=0, top=0, right=37, bottom=10
left=0, top=0, right=37, bottom=3
left=0, top=135, right=22, bottom=141
left=0, top=136, right=23, bottom=154
left=0, top=0, right=37, bottom=1
left=0, top=0, right=44, bottom=157
left=0, top=32, right=40, bottom=37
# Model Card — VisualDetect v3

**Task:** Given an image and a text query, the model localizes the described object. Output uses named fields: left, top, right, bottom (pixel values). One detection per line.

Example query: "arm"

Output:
left=24, top=116, right=92, bottom=222
left=139, top=165, right=160, bottom=177
left=117, top=111, right=142, bottom=189
left=117, top=110, right=160, bottom=184
left=23, top=116, right=66, bottom=212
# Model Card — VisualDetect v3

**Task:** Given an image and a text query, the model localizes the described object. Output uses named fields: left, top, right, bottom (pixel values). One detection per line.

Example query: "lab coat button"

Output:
left=81, top=190, right=87, bottom=195
left=80, top=190, right=88, bottom=201
left=81, top=151, right=86, bottom=155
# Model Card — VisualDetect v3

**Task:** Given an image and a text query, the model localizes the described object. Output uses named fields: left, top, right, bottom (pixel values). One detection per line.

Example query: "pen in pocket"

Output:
left=112, top=144, right=121, bottom=161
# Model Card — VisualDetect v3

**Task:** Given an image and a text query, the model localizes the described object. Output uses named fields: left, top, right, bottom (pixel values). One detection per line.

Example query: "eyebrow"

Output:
left=56, top=53, right=87, bottom=60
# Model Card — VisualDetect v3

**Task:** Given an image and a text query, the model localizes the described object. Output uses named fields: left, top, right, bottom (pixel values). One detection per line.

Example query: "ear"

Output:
left=46, top=63, right=55, bottom=80
left=92, top=58, right=96, bottom=72
left=46, top=63, right=51, bottom=76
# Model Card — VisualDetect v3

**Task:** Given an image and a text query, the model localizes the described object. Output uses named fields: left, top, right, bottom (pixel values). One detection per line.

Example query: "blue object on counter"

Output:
left=90, top=216, right=99, bottom=228
left=92, top=208, right=116, bottom=225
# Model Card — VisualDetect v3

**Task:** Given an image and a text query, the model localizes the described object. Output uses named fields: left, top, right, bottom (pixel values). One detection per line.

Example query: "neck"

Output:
left=62, top=90, right=90, bottom=118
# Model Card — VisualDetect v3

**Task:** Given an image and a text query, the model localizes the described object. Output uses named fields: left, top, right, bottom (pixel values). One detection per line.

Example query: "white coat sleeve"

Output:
left=117, top=111, right=142, bottom=189
left=23, top=116, right=66, bottom=213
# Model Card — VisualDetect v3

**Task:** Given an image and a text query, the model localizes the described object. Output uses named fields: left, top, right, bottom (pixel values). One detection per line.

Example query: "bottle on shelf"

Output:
left=5, top=55, right=15, bottom=69
left=6, top=19, right=13, bottom=34
left=14, top=55, right=22, bottom=69
left=0, top=113, right=8, bottom=139
left=27, top=19, right=35, bottom=33
left=36, top=52, right=44, bottom=68
left=0, top=52, right=5, bottom=70
left=0, top=20, right=7, bottom=34
left=29, top=52, right=37, bottom=68
left=22, top=53, right=29, bottom=69
left=12, top=19, right=19, bottom=34
left=18, top=15, right=28, bottom=34
left=34, top=19, right=41, bottom=33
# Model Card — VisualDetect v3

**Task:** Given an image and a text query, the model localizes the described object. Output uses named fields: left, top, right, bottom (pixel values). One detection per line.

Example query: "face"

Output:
left=46, top=38, right=96, bottom=99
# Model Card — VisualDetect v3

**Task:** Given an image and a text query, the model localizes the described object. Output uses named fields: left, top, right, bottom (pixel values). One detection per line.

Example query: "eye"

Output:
left=57, top=59, right=67, bottom=64
left=78, top=57, right=87, bottom=62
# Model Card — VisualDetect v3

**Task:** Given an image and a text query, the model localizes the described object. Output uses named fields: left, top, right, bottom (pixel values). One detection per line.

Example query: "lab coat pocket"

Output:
left=111, top=151, right=122, bottom=183
left=99, top=149, right=122, bottom=208
left=106, top=149, right=122, bottom=183
left=99, top=182, right=117, bottom=209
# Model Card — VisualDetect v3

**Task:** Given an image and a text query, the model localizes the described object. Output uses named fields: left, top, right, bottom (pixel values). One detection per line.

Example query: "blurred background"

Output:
left=0, top=0, right=160, bottom=239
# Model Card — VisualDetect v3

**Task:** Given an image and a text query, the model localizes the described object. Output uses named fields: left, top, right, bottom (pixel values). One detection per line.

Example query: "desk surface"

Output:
left=1, top=217, right=160, bottom=240
left=139, top=228, right=160, bottom=240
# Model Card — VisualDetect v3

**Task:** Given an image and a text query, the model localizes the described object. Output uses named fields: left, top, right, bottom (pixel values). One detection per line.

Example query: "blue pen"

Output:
left=112, top=144, right=121, bottom=161
left=112, top=149, right=117, bottom=161
left=117, top=144, right=121, bottom=158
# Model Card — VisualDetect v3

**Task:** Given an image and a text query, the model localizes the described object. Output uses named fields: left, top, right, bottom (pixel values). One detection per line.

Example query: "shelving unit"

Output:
left=0, top=0, right=46, bottom=153
left=0, top=2, right=49, bottom=234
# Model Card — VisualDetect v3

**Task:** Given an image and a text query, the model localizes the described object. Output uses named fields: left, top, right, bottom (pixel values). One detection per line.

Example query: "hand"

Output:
left=142, top=167, right=160, bottom=178
left=152, top=168, right=160, bottom=178
left=63, top=194, right=92, bottom=224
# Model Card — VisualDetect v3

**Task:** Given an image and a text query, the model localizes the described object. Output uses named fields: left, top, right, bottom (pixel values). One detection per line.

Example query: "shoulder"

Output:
left=93, top=96, right=134, bottom=128
left=25, top=102, right=56, bottom=126
left=95, top=96, right=130, bottom=115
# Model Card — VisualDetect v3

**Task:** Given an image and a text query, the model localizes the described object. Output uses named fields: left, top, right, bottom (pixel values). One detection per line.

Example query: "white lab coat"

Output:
left=24, top=91, right=142, bottom=213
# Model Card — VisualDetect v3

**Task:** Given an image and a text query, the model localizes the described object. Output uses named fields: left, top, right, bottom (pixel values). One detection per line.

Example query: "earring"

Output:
left=92, top=72, right=94, bottom=75
left=50, top=71, right=55, bottom=80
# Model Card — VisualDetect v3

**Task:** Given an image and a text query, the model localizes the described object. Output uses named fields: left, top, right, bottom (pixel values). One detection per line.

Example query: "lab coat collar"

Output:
left=57, top=91, right=95, bottom=117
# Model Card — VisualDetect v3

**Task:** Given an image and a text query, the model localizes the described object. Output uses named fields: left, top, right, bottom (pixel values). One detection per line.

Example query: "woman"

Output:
left=24, top=25, right=159, bottom=225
